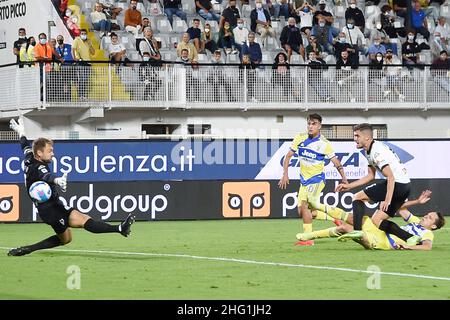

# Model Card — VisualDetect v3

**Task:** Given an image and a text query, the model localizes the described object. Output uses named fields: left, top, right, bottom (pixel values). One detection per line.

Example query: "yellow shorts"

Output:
left=362, top=217, right=395, bottom=250
left=297, top=181, right=325, bottom=207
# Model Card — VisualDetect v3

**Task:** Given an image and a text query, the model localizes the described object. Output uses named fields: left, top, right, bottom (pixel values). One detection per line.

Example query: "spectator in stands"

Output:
left=342, top=18, right=366, bottom=55
left=139, top=27, right=161, bottom=64
left=411, top=1, right=430, bottom=40
left=251, top=0, right=277, bottom=49
left=208, top=50, right=235, bottom=102
left=296, top=1, right=315, bottom=35
left=177, top=48, right=201, bottom=102
left=55, top=35, right=73, bottom=63
left=418, top=0, right=439, bottom=24
left=136, top=17, right=151, bottom=52
left=336, top=49, right=358, bottom=103
left=140, top=52, right=162, bottom=100
left=52, top=0, right=68, bottom=18
left=345, top=0, right=365, bottom=32
left=219, top=21, right=238, bottom=55
left=19, top=36, right=35, bottom=67
left=380, top=4, right=407, bottom=39
left=91, top=2, right=112, bottom=38
left=13, top=28, right=28, bottom=67
left=313, top=0, right=333, bottom=27
left=280, top=17, right=304, bottom=62
left=367, top=36, right=387, bottom=61
left=107, top=32, right=128, bottom=64
left=383, top=48, right=406, bottom=102
left=430, top=50, right=450, bottom=93
left=164, top=0, right=188, bottom=27
left=187, top=18, right=203, bottom=54
left=233, top=18, right=249, bottom=54
left=402, top=30, right=426, bottom=67
left=433, top=17, right=450, bottom=53
left=370, top=21, right=397, bottom=55
left=242, top=32, right=262, bottom=65
left=239, top=53, right=257, bottom=102
left=72, top=29, right=96, bottom=100
left=334, top=31, right=357, bottom=63
left=272, top=52, right=296, bottom=101
left=64, top=6, right=81, bottom=38
left=220, top=0, right=240, bottom=29
left=34, top=33, right=63, bottom=72
left=99, top=0, right=122, bottom=21
left=201, top=23, right=218, bottom=54
left=195, top=0, right=221, bottom=22
left=308, top=50, right=332, bottom=102
left=393, top=0, right=408, bottom=19
left=124, top=0, right=143, bottom=38
left=267, top=0, right=289, bottom=21
left=311, top=16, right=334, bottom=54
left=369, top=52, right=384, bottom=69
left=305, top=35, right=324, bottom=58
left=177, top=33, right=198, bottom=62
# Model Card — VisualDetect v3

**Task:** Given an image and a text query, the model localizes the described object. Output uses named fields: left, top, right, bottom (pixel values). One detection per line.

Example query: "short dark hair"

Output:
left=193, top=18, right=200, bottom=22
left=38, top=32, right=47, bottom=39
left=307, top=113, right=322, bottom=123
left=440, top=50, right=448, bottom=55
left=181, top=48, right=189, bottom=53
left=33, top=138, right=53, bottom=154
left=434, top=212, right=446, bottom=230
left=353, top=123, right=373, bottom=133
left=19, top=28, right=26, bottom=33
left=80, top=28, right=88, bottom=33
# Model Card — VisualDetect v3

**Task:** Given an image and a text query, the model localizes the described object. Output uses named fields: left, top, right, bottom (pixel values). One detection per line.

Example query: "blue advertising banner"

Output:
left=0, top=140, right=282, bottom=183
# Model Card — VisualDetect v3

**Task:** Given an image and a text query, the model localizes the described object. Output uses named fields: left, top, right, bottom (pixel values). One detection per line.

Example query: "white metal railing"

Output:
left=2, top=63, right=450, bottom=111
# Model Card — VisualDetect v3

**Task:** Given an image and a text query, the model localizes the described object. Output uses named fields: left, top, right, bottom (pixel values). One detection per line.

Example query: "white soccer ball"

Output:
left=28, top=181, right=52, bottom=203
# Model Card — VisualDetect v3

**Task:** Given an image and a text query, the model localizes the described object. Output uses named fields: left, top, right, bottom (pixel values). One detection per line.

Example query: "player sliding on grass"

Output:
left=278, top=113, right=349, bottom=246
left=7, top=118, right=136, bottom=257
left=296, top=190, right=446, bottom=250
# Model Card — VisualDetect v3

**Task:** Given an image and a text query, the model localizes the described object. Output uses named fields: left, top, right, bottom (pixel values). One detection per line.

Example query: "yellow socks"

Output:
left=310, top=227, right=341, bottom=239
left=315, top=204, right=349, bottom=222
left=303, top=223, right=312, bottom=233
left=314, top=210, right=335, bottom=222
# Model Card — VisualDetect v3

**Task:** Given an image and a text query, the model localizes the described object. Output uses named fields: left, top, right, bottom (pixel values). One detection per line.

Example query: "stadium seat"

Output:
left=206, top=20, right=219, bottom=33
left=182, top=1, right=197, bottom=15
left=290, top=53, right=304, bottom=64
left=226, top=53, right=240, bottom=63
left=148, top=2, right=162, bottom=15
left=173, top=19, right=188, bottom=33
left=241, top=4, right=252, bottom=18
left=197, top=53, right=208, bottom=63
left=440, top=3, right=450, bottom=19
left=334, top=5, right=346, bottom=18
left=157, top=18, right=173, bottom=33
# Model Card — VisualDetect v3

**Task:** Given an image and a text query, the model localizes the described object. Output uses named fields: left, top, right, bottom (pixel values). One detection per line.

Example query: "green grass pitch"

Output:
left=0, top=218, right=449, bottom=300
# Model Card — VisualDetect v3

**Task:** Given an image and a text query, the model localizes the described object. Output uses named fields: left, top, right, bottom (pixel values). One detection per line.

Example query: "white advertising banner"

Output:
left=0, top=0, right=72, bottom=65
left=255, top=140, right=450, bottom=180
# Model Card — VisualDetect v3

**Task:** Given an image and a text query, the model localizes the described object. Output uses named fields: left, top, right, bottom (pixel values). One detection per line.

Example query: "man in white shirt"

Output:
left=342, top=18, right=366, bottom=55
left=336, top=123, right=421, bottom=246
left=233, top=18, right=249, bottom=53
left=91, top=2, right=112, bottom=37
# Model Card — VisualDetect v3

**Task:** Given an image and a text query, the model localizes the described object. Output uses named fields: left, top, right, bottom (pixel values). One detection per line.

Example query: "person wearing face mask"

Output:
left=207, top=50, right=235, bottom=102
left=311, top=17, right=335, bottom=54
left=380, top=4, right=407, bottom=39
left=333, top=31, right=356, bottom=62
left=280, top=17, right=305, bottom=62
left=250, top=0, right=277, bottom=49
left=195, top=0, right=220, bottom=22
left=220, top=0, right=240, bottom=30
left=342, top=18, right=366, bottom=56
left=124, top=0, right=142, bottom=37
left=72, top=29, right=96, bottom=100
left=345, top=0, right=365, bottom=32
left=233, top=18, right=249, bottom=54
left=296, top=1, right=315, bottom=35
left=402, top=31, right=425, bottom=67
left=367, top=36, right=387, bottom=61
left=53, top=35, right=73, bottom=101
left=201, top=23, right=218, bottom=54
left=13, top=28, right=28, bottom=67
left=383, top=48, right=405, bottom=102
left=369, top=52, right=384, bottom=70
left=34, top=32, right=63, bottom=72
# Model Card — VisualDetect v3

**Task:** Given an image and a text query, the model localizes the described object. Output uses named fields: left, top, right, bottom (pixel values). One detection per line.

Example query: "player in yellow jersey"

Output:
left=296, top=190, right=446, bottom=250
left=278, top=114, right=348, bottom=246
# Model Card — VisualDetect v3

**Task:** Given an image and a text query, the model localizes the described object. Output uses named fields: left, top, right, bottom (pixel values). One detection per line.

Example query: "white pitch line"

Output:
left=1, top=247, right=450, bottom=282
